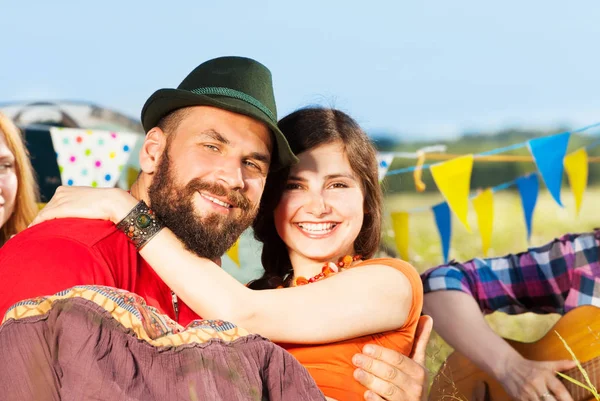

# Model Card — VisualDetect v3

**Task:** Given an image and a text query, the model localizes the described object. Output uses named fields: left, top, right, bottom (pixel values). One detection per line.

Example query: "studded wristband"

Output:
left=116, top=200, right=164, bottom=250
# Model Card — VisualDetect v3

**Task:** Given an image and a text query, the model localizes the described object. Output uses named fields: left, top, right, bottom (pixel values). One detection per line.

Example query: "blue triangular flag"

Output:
left=527, top=132, right=570, bottom=206
left=432, top=202, right=452, bottom=263
left=516, top=174, right=539, bottom=241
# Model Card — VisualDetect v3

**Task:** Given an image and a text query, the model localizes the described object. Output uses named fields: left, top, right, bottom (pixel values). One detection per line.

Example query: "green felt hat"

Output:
left=141, top=56, right=297, bottom=170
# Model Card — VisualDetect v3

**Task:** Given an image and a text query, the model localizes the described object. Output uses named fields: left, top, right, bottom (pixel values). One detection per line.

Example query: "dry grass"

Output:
left=381, top=186, right=600, bottom=379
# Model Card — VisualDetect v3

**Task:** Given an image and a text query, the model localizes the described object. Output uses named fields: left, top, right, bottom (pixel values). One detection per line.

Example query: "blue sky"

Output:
left=3, top=1, right=599, bottom=140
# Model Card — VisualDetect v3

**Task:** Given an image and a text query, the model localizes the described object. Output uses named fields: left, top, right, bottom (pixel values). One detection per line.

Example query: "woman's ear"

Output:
left=139, top=128, right=167, bottom=174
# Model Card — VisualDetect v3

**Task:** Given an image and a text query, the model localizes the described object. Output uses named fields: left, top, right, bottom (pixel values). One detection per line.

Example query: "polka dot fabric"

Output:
left=50, top=127, right=142, bottom=189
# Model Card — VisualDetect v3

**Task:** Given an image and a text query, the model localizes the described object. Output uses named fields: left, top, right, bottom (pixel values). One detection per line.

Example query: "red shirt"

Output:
left=0, top=218, right=200, bottom=326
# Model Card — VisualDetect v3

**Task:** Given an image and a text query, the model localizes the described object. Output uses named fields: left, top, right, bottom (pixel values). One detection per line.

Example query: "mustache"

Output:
left=185, top=179, right=252, bottom=212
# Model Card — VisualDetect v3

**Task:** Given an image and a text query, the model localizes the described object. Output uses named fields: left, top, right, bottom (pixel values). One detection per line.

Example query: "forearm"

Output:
left=138, top=228, right=257, bottom=325
left=423, top=291, right=521, bottom=380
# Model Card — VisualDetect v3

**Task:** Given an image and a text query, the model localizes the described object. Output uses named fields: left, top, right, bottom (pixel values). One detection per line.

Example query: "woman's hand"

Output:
left=30, top=186, right=138, bottom=227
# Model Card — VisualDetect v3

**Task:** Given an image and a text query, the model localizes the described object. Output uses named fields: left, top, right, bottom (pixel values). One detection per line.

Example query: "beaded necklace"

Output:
left=293, top=254, right=362, bottom=287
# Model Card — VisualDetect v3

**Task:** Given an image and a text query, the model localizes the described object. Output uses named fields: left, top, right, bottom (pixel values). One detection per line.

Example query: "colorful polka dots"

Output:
left=50, top=128, right=141, bottom=190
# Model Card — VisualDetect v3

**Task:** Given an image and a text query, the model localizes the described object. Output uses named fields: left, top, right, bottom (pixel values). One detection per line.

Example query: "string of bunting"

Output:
left=382, top=122, right=600, bottom=264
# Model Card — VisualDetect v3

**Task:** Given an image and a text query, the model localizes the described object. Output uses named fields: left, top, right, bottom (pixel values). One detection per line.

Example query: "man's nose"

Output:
left=215, top=162, right=245, bottom=191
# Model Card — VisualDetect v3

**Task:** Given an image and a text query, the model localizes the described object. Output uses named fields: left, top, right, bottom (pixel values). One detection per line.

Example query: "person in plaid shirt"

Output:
left=421, top=230, right=600, bottom=401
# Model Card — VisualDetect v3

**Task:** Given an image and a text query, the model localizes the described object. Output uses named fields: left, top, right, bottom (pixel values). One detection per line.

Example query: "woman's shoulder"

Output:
left=357, top=257, right=420, bottom=279
left=355, top=257, right=423, bottom=295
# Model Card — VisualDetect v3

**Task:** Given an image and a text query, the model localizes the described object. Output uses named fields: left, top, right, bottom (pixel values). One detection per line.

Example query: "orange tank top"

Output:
left=279, top=258, right=423, bottom=401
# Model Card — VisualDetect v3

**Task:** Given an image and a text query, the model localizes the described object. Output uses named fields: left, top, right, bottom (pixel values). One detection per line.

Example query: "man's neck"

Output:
left=129, top=179, right=150, bottom=205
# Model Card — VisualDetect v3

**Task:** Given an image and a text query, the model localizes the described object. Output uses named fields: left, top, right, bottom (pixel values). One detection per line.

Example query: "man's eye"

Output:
left=204, top=144, right=219, bottom=152
left=244, top=160, right=260, bottom=170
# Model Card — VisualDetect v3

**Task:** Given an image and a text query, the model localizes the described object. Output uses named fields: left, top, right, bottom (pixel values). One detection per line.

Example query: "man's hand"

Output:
left=352, top=315, right=433, bottom=401
left=495, top=354, right=576, bottom=401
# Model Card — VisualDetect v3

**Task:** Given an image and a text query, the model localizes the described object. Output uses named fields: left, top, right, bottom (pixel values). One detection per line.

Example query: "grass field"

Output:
left=381, top=186, right=600, bottom=381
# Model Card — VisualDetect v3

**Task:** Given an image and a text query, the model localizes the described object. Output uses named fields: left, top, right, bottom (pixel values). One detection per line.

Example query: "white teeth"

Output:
left=297, top=223, right=337, bottom=232
left=201, top=194, right=231, bottom=208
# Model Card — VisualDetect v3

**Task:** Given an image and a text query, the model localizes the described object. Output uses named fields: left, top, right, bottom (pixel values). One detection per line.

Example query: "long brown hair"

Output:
left=0, top=112, right=39, bottom=246
left=249, top=107, right=383, bottom=289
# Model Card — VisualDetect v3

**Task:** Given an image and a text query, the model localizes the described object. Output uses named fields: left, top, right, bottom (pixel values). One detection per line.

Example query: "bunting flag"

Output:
left=563, top=148, right=588, bottom=216
left=430, top=154, right=474, bottom=231
left=472, top=189, right=494, bottom=256
left=391, top=212, right=410, bottom=260
left=376, top=152, right=395, bottom=181
left=527, top=132, right=570, bottom=207
left=432, top=203, right=452, bottom=263
left=516, top=174, right=539, bottom=241
left=50, top=127, right=141, bottom=189
left=226, top=240, right=240, bottom=267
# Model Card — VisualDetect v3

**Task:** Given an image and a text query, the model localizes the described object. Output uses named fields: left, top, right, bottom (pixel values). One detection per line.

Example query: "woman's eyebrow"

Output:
left=324, top=173, right=356, bottom=181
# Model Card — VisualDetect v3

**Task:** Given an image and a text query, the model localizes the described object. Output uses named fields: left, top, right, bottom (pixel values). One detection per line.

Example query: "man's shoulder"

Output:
left=8, top=218, right=124, bottom=249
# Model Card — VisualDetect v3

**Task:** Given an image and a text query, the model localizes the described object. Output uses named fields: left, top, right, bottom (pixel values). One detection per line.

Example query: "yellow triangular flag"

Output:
left=226, top=239, right=241, bottom=267
left=563, top=148, right=588, bottom=216
left=472, top=189, right=494, bottom=256
left=430, top=154, right=474, bottom=231
left=391, top=212, right=409, bottom=260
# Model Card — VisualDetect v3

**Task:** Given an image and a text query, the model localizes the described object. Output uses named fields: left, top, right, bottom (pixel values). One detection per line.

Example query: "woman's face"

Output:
left=274, top=140, right=365, bottom=264
left=0, top=131, right=18, bottom=230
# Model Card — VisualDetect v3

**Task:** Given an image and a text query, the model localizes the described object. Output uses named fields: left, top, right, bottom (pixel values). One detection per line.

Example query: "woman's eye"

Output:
left=0, top=163, right=13, bottom=172
left=330, top=182, right=348, bottom=189
left=285, top=183, right=302, bottom=190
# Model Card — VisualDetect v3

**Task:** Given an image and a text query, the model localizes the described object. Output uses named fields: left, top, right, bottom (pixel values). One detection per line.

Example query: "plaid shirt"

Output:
left=421, top=230, right=600, bottom=315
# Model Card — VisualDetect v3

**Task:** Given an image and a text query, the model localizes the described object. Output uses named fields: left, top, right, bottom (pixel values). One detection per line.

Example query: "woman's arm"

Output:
left=141, top=226, right=413, bottom=343
left=33, top=186, right=415, bottom=344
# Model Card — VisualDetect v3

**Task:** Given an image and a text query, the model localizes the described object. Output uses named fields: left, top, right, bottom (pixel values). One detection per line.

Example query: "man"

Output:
left=0, top=56, right=429, bottom=401
left=422, top=230, right=600, bottom=401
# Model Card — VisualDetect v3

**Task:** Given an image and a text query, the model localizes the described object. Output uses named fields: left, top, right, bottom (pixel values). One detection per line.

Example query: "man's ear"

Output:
left=139, top=127, right=167, bottom=174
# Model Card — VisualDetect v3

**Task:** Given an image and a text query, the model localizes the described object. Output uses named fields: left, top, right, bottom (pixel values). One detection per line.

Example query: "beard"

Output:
left=147, top=150, right=258, bottom=260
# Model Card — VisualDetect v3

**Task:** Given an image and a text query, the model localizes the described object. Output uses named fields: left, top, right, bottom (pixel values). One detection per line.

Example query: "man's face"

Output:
left=148, top=106, right=272, bottom=259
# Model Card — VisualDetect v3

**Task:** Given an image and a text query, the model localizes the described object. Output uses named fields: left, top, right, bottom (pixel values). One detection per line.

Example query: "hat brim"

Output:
left=141, top=88, right=297, bottom=171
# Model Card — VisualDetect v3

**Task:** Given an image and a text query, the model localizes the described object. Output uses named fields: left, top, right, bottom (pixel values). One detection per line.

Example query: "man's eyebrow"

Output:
left=200, top=129, right=229, bottom=144
left=247, top=151, right=270, bottom=165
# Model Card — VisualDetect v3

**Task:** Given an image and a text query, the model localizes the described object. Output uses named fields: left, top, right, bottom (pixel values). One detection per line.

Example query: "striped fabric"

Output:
left=421, top=230, right=600, bottom=314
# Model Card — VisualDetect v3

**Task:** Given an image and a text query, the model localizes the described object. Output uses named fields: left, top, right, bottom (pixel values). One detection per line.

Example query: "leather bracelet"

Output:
left=116, top=200, right=163, bottom=250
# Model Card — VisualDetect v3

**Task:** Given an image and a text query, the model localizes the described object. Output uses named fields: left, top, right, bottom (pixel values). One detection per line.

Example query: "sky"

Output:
left=2, top=1, right=600, bottom=140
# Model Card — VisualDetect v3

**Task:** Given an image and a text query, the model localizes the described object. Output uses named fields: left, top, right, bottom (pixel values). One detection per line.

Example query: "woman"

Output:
left=32, top=107, right=423, bottom=400
left=0, top=112, right=39, bottom=246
